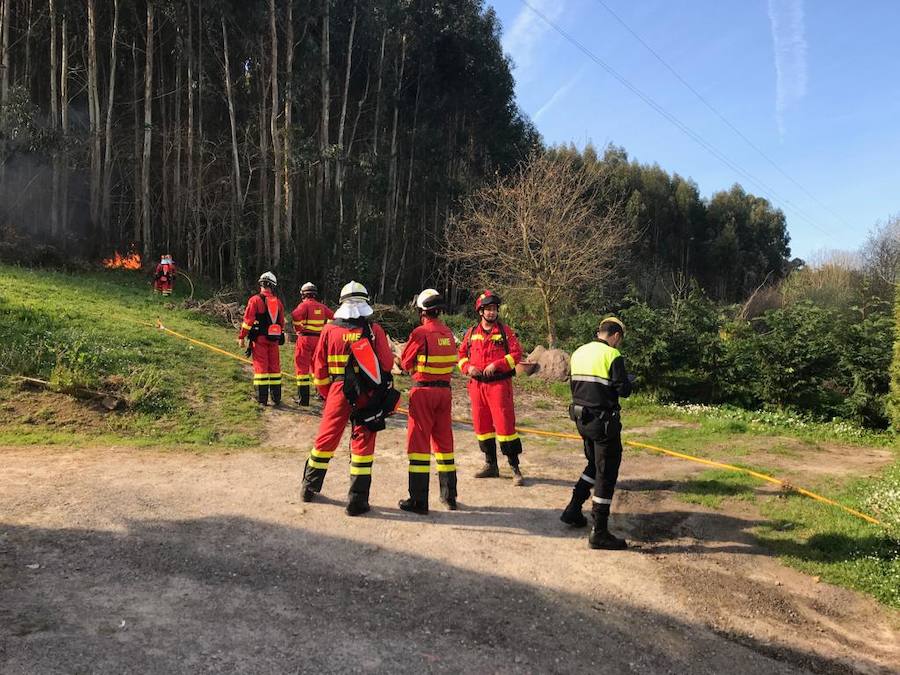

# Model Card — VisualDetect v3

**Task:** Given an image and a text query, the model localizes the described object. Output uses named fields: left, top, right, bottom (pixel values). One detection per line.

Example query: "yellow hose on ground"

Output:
left=138, top=318, right=886, bottom=528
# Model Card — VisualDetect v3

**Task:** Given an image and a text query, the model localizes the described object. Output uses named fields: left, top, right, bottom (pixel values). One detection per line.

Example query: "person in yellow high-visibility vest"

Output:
left=563, top=317, right=633, bottom=550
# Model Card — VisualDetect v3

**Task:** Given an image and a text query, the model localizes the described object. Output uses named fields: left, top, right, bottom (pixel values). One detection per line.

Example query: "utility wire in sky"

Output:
left=592, top=0, right=850, bottom=231
left=518, top=0, right=835, bottom=239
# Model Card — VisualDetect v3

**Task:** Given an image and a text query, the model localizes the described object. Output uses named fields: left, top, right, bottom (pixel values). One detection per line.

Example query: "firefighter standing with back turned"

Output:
left=238, top=272, right=286, bottom=407
left=563, top=317, right=633, bottom=550
left=290, top=282, right=334, bottom=406
left=300, top=281, right=395, bottom=516
left=457, top=290, right=526, bottom=486
left=397, top=289, right=458, bottom=514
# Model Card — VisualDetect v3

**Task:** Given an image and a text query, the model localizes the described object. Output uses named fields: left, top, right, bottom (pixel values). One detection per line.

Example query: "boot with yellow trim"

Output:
left=437, top=454, right=458, bottom=510
left=301, top=447, right=333, bottom=501
left=400, top=454, right=430, bottom=515
left=474, top=437, right=499, bottom=478
left=501, top=437, right=525, bottom=487
left=347, top=453, right=373, bottom=516
left=588, top=503, right=627, bottom=550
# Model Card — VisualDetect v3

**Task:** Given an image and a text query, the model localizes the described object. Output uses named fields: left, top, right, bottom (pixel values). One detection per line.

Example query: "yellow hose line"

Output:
left=141, top=319, right=886, bottom=528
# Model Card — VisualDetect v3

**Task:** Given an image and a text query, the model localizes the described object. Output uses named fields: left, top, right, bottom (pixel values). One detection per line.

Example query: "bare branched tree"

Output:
left=863, top=214, right=900, bottom=286
left=444, top=152, right=634, bottom=347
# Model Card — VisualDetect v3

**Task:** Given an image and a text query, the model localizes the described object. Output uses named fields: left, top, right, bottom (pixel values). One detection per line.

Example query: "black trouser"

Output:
left=571, top=411, right=623, bottom=513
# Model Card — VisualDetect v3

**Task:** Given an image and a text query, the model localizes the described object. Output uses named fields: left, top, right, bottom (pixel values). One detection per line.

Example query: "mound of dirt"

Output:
left=526, top=345, right=570, bottom=381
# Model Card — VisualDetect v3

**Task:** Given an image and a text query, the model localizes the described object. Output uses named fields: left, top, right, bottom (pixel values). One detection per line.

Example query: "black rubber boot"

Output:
left=346, top=493, right=371, bottom=516
left=298, top=385, right=310, bottom=407
left=440, top=496, right=458, bottom=510
left=560, top=491, right=588, bottom=528
left=271, top=384, right=282, bottom=407
left=398, top=498, right=429, bottom=515
left=301, top=487, right=317, bottom=502
left=588, top=504, right=627, bottom=550
left=256, top=385, right=269, bottom=406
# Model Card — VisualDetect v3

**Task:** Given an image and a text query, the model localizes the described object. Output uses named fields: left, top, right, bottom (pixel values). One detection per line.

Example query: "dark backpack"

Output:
left=338, top=319, right=400, bottom=432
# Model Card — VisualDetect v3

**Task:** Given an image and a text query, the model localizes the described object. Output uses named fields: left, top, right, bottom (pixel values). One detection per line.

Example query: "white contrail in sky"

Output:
left=768, top=0, right=808, bottom=140
left=534, top=67, right=586, bottom=122
left=502, top=0, right=567, bottom=79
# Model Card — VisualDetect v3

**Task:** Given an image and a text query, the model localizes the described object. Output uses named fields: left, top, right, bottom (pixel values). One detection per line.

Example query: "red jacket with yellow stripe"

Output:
left=290, top=298, right=334, bottom=336
left=238, top=288, right=285, bottom=342
left=400, top=317, right=458, bottom=383
left=457, top=321, right=523, bottom=376
left=312, top=319, right=394, bottom=397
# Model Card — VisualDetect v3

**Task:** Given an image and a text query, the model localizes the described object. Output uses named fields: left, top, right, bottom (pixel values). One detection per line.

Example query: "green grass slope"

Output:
left=0, top=263, right=260, bottom=447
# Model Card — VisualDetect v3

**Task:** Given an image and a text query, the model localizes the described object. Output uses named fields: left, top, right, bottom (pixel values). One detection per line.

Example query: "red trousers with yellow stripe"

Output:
left=406, top=386, right=456, bottom=502
left=293, top=335, right=319, bottom=401
left=301, top=381, right=377, bottom=498
left=251, top=339, right=282, bottom=405
left=467, top=377, right=522, bottom=465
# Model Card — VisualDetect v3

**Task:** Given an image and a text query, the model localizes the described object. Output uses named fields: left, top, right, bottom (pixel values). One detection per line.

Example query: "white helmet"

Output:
left=334, top=281, right=373, bottom=320
left=339, top=280, right=369, bottom=303
left=416, top=288, right=444, bottom=311
left=300, top=281, right=318, bottom=295
left=258, top=271, right=277, bottom=287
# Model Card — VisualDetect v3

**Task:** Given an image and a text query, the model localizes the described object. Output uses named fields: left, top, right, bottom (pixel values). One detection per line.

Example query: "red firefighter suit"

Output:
left=399, top=317, right=458, bottom=504
left=290, top=298, right=334, bottom=405
left=457, top=321, right=524, bottom=465
left=239, top=288, right=285, bottom=405
left=153, top=259, right=176, bottom=296
left=301, top=319, right=394, bottom=501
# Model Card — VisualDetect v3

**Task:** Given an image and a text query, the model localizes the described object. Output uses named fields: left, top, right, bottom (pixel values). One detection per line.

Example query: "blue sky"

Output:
left=486, top=0, right=900, bottom=261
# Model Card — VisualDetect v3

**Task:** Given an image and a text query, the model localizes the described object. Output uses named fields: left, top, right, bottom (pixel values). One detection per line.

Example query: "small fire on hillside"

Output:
left=102, top=251, right=142, bottom=270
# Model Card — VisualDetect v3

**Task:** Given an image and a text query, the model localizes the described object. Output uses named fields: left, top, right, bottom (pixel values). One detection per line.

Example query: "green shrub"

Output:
left=890, top=291, right=900, bottom=430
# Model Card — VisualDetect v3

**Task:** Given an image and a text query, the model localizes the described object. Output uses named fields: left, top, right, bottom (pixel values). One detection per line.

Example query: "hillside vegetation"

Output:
left=0, top=263, right=259, bottom=446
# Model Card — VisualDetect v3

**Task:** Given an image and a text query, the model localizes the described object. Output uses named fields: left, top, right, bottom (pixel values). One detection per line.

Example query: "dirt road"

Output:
left=1, top=404, right=898, bottom=674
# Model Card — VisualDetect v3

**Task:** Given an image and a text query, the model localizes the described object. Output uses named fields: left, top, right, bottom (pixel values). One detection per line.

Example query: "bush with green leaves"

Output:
left=889, top=291, right=900, bottom=430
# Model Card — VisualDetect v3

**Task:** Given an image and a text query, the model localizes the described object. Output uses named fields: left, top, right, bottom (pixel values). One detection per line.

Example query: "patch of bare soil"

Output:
left=2, top=397, right=898, bottom=674
left=0, top=388, right=116, bottom=434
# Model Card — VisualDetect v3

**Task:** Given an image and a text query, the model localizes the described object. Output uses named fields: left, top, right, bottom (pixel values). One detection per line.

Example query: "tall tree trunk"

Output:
left=221, top=17, right=242, bottom=283
left=193, top=0, right=203, bottom=267
left=49, top=0, right=60, bottom=236
left=24, top=0, right=33, bottom=94
left=185, top=0, right=194, bottom=252
left=269, top=0, right=282, bottom=267
left=335, top=0, right=356, bottom=236
left=372, top=29, right=386, bottom=157
left=316, top=0, right=330, bottom=237
left=259, top=92, right=271, bottom=267
left=87, top=0, right=101, bottom=229
left=132, top=38, right=141, bottom=243
left=392, top=71, right=420, bottom=300
left=173, top=34, right=182, bottom=240
left=282, top=0, right=294, bottom=254
left=100, top=0, right=119, bottom=236
left=60, top=16, right=68, bottom=235
left=379, top=34, right=406, bottom=298
left=141, top=3, right=155, bottom=258
left=0, top=0, right=10, bottom=116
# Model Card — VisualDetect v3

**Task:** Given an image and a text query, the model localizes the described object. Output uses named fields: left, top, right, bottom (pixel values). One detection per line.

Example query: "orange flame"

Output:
left=102, top=251, right=142, bottom=270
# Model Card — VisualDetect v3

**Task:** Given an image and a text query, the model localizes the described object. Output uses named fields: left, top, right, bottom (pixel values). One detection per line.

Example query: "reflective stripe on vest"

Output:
left=570, top=341, right=620, bottom=381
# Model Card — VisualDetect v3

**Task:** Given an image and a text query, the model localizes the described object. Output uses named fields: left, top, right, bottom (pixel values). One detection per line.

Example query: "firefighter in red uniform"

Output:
left=397, top=289, right=458, bottom=514
left=290, top=282, right=334, bottom=406
left=237, top=272, right=285, bottom=407
left=457, top=290, right=526, bottom=486
left=300, top=281, right=395, bottom=516
left=153, top=254, right=176, bottom=296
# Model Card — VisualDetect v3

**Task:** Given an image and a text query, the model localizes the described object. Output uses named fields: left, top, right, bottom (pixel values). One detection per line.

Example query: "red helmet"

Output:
left=474, top=290, right=501, bottom=312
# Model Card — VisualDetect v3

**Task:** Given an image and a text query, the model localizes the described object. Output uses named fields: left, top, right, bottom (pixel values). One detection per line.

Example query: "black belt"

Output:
left=412, top=380, right=451, bottom=388
left=299, top=332, right=320, bottom=337
left=472, top=370, right=514, bottom=383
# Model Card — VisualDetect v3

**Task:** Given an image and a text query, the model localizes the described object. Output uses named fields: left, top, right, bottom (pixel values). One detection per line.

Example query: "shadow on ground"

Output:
left=0, top=516, right=879, bottom=674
